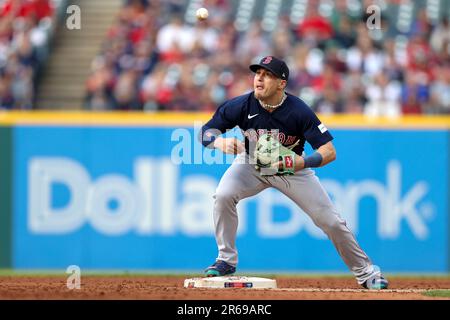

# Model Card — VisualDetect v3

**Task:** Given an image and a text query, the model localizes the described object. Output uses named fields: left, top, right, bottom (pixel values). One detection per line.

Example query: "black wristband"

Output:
left=303, top=152, right=323, bottom=168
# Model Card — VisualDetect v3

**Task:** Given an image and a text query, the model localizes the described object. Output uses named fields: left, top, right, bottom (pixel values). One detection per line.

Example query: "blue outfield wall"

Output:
left=12, top=125, right=449, bottom=273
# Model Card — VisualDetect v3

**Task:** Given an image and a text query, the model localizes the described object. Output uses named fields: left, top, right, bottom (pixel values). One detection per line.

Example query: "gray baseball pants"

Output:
left=213, top=153, right=379, bottom=284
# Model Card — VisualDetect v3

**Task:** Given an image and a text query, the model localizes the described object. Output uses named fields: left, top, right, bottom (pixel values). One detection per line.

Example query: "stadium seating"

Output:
left=83, top=0, right=449, bottom=114
left=3, top=0, right=448, bottom=114
left=0, top=0, right=67, bottom=110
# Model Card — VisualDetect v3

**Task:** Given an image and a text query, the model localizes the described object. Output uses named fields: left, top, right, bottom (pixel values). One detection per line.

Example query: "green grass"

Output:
left=0, top=269, right=449, bottom=280
left=422, top=290, right=450, bottom=298
left=0, top=269, right=356, bottom=278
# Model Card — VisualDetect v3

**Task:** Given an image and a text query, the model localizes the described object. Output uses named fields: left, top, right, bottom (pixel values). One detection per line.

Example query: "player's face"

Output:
left=253, top=68, right=284, bottom=102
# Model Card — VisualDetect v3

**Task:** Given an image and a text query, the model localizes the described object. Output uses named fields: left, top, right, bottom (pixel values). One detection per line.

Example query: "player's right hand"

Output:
left=214, top=137, right=245, bottom=154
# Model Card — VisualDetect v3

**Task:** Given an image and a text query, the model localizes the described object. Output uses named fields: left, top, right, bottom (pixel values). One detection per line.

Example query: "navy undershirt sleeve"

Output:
left=200, top=98, right=242, bottom=147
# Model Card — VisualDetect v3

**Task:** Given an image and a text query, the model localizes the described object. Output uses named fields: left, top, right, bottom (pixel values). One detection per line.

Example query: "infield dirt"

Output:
left=0, top=275, right=449, bottom=300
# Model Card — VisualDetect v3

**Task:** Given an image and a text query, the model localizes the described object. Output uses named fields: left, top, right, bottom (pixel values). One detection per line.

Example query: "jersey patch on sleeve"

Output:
left=318, top=123, right=328, bottom=134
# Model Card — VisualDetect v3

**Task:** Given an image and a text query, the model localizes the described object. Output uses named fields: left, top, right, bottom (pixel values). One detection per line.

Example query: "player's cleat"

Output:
left=204, top=260, right=236, bottom=277
left=362, top=274, right=389, bottom=290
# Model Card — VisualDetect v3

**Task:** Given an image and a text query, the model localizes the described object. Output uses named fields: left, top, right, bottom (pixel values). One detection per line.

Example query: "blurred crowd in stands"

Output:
left=0, top=0, right=57, bottom=109
left=84, top=0, right=450, bottom=115
left=1, top=0, right=449, bottom=115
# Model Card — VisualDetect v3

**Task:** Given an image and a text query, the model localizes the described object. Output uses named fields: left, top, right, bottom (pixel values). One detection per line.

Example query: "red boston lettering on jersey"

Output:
left=285, top=136, right=297, bottom=145
left=278, top=132, right=286, bottom=144
left=285, top=156, right=293, bottom=168
left=262, top=56, right=273, bottom=64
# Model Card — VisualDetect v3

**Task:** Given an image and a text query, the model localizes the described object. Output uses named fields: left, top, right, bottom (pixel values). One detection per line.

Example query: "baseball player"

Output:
left=199, top=56, right=389, bottom=290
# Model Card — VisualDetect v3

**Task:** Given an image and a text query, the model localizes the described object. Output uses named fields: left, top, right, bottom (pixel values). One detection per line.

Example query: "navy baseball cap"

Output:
left=249, top=56, right=289, bottom=81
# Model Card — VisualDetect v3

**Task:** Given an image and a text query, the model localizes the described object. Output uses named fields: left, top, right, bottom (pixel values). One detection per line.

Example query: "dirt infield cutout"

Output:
left=0, top=275, right=449, bottom=300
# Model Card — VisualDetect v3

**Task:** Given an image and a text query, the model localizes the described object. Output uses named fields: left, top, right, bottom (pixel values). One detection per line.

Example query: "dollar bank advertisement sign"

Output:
left=12, top=125, right=448, bottom=272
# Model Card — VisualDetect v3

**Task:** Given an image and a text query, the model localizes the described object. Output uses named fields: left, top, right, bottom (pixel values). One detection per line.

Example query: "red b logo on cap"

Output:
left=262, top=56, right=273, bottom=64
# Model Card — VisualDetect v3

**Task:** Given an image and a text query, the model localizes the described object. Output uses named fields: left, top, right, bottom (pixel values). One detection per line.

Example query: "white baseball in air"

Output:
left=196, top=7, right=209, bottom=20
